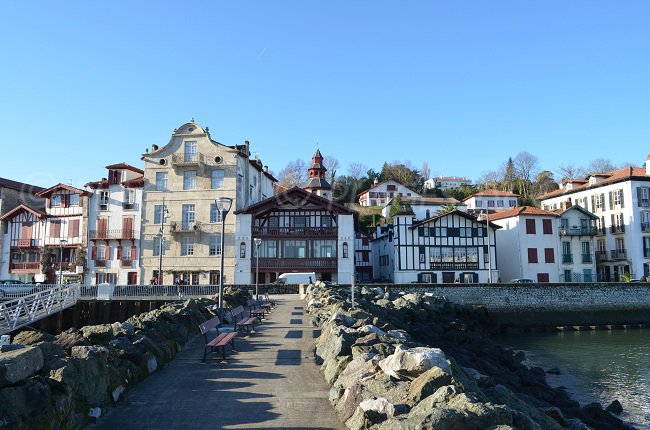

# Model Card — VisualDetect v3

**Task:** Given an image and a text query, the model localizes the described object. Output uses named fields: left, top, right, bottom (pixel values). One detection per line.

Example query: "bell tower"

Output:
left=303, top=149, right=332, bottom=200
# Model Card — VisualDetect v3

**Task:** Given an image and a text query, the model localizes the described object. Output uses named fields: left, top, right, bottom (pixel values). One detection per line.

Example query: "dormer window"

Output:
left=51, top=194, right=62, bottom=207
left=108, top=170, right=122, bottom=185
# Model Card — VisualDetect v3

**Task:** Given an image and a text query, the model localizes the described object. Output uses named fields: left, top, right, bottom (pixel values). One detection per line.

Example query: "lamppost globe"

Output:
left=215, top=197, right=233, bottom=313
left=254, top=238, right=262, bottom=301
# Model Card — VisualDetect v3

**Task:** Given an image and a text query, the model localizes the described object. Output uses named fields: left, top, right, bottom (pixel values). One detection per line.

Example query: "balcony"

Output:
left=610, top=249, right=627, bottom=260
left=122, top=202, right=136, bottom=210
left=94, top=259, right=107, bottom=267
left=10, top=262, right=40, bottom=272
left=89, top=229, right=136, bottom=240
left=562, top=254, right=573, bottom=264
left=644, top=249, right=650, bottom=258
left=596, top=251, right=608, bottom=261
left=642, top=222, right=650, bottom=232
left=252, top=226, right=337, bottom=237
left=16, top=239, right=38, bottom=248
left=429, top=262, right=480, bottom=270
left=170, top=221, right=201, bottom=233
left=560, top=226, right=597, bottom=236
left=610, top=224, right=625, bottom=234
left=581, top=254, right=592, bottom=264
left=252, top=258, right=337, bottom=270
left=171, top=152, right=206, bottom=167
left=120, top=259, right=133, bottom=268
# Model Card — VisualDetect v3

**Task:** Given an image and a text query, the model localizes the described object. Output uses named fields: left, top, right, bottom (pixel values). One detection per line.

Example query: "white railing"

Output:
left=78, top=284, right=221, bottom=301
left=0, top=284, right=80, bottom=335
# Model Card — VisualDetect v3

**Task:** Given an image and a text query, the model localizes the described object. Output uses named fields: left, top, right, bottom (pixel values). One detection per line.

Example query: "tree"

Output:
left=502, top=157, right=515, bottom=193
left=514, top=151, right=539, bottom=200
left=277, top=159, right=308, bottom=188
left=477, top=170, right=500, bottom=189
left=323, top=156, right=340, bottom=185
left=436, top=203, right=457, bottom=216
left=556, top=164, right=585, bottom=181
left=420, top=162, right=431, bottom=181
left=332, top=175, right=360, bottom=204
left=388, top=195, right=411, bottom=224
left=587, top=158, right=616, bottom=175
left=533, top=170, right=559, bottom=197
left=346, top=162, right=368, bottom=180
left=380, top=161, right=425, bottom=192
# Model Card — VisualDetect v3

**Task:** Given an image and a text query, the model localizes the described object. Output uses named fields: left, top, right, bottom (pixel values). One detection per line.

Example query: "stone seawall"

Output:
left=385, top=283, right=650, bottom=313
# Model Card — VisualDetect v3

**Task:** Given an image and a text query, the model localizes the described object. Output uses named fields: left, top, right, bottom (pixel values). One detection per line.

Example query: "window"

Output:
left=182, top=204, right=196, bottom=230
left=210, top=204, right=222, bottom=223
left=292, top=216, right=307, bottom=227
left=209, top=235, right=221, bottom=256
left=97, top=243, right=107, bottom=260
left=542, top=219, right=553, bottom=234
left=528, top=248, right=538, bottom=263
left=211, top=170, right=224, bottom=189
left=475, top=200, right=483, bottom=208
left=49, top=220, right=62, bottom=238
left=156, top=172, right=168, bottom=191
left=99, top=191, right=109, bottom=210
left=51, top=194, right=62, bottom=207
left=509, top=200, right=517, bottom=207
left=181, top=237, right=194, bottom=256
left=497, top=200, right=504, bottom=207
left=525, top=219, right=536, bottom=234
left=342, top=242, right=349, bottom=258
left=460, top=227, right=472, bottom=237
left=240, top=242, right=246, bottom=258
left=153, top=205, right=168, bottom=224
left=544, top=248, right=555, bottom=263
left=183, top=171, right=197, bottom=190
left=284, top=240, right=307, bottom=258
left=321, top=215, right=332, bottom=228
left=562, top=241, right=571, bottom=256
left=184, top=141, right=197, bottom=162
left=537, top=273, right=550, bottom=283
left=313, top=240, right=336, bottom=258
left=487, top=200, right=495, bottom=207
left=153, top=236, right=165, bottom=256
left=69, top=194, right=80, bottom=206
left=124, top=189, right=135, bottom=206
left=595, top=194, right=604, bottom=210
left=613, top=190, right=622, bottom=206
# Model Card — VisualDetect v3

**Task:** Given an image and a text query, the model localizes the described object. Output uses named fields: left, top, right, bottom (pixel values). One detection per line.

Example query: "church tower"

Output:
left=303, top=149, right=332, bottom=200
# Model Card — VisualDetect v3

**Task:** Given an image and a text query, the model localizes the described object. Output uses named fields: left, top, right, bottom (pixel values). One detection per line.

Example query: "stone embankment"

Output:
left=306, top=283, right=636, bottom=430
left=0, top=287, right=250, bottom=429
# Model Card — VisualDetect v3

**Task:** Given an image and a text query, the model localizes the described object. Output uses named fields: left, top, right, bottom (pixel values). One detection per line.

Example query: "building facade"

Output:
left=140, top=120, right=276, bottom=285
left=381, top=196, right=463, bottom=220
left=554, top=205, right=598, bottom=282
left=86, top=163, right=144, bottom=285
left=354, top=232, right=373, bottom=282
left=358, top=179, right=421, bottom=207
left=463, top=189, right=519, bottom=212
left=540, top=161, right=650, bottom=281
left=424, top=176, right=472, bottom=190
left=372, top=210, right=499, bottom=284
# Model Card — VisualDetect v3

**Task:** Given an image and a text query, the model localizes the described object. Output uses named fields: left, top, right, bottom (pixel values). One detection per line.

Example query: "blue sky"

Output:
left=1, top=1, right=649, bottom=188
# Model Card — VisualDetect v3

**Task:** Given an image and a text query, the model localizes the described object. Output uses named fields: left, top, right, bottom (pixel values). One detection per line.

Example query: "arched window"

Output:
left=342, top=242, right=349, bottom=258
left=240, top=242, right=246, bottom=258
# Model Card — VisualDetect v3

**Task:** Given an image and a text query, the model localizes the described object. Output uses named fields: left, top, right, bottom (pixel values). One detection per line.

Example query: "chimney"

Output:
left=244, top=140, right=250, bottom=157
left=646, top=155, right=650, bottom=175
left=373, top=178, right=379, bottom=186
left=263, top=165, right=268, bottom=173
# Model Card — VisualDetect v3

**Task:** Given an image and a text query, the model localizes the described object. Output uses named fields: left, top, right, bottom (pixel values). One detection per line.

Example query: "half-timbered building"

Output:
left=0, top=204, right=47, bottom=282
left=372, top=209, right=499, bottom=284
left=235, top=186, right=356, bottom=284
left=86, top=163, right=144, bottom=285
left=355, top=232, right=373, bottom=282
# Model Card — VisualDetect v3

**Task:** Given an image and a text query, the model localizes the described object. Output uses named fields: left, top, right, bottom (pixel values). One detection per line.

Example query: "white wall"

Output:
left=235, top=214, right=252, bottom=284
left=337, top=214, right=355, bottom=283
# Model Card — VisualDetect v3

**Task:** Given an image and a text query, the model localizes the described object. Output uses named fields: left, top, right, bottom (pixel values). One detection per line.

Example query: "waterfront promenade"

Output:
left=89, top=295, right=342, bottom=430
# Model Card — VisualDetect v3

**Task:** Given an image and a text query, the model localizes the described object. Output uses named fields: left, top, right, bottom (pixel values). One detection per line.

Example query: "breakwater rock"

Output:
left=0, top=287, right=249, bottom=429
left=307, top=283, right=636, bottom=430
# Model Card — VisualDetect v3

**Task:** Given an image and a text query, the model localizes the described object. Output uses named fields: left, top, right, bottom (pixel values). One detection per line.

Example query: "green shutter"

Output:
left=620, top=190, right=624, bottom=208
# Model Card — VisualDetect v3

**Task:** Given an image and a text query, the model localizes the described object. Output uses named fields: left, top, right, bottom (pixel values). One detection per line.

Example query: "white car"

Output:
left=0, top=281, right=39, bottom=299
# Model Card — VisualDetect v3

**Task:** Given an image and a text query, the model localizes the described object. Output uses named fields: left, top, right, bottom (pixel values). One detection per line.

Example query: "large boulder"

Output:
left=50, top=346, right=110, bottom=406
left=346, top=397, right=397, bottom=430
left=55, top=329, right=91, bottom=354
left=81, top=324, right=115, bottom=343
left=0, top=346, right=44, bottom=387
left=315, top=325, right=356, bottom=362
left=378, top=345, right=452, bottom=381
left=406, top=366, right=453, bottom=405
left=12, top=330, right=55, bottom=345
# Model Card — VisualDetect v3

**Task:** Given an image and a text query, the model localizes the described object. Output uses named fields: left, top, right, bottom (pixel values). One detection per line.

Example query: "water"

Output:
left=500, top=328, right=650, bottom=429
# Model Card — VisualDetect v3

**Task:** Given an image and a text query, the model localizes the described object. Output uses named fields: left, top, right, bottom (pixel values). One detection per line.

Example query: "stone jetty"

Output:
left=306, top=283, right=636, bottom=430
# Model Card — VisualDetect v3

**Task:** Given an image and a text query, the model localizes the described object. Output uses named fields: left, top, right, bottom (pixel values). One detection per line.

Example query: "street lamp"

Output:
left=215, top=197, right=233, bottom=312
left=59, top=238, right=68, bottom=286
left=482, top=210, right=492, bottom=283
left=158, top=198, right=169, bottom=285
left=254, top=237, right=262, bottom=301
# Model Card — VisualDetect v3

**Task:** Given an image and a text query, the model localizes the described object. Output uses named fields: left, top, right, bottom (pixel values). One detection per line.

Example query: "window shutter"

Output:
left=106, top=245, right=111, bottom=260
left=543, top=219, right=552, bottom=234
left=528, top=248, right=538, bottom=263
left=117, top=245, right=123, bottom=260
left=601, top=193, right=605, bottom=211
left=545, top=248, right=555, bottom=263
left=91, top=245, right=97, bottom=260
left=130, top=245, right=137, bottom=261
left=95, top=274, right=99, bottom=285
left=639, top=188, right=643, bottom=207
left=591, top=195, right=596, bottom=212
left=620, top=190, right=624, bottom=208
left=609, top=191, right=613, bottom=210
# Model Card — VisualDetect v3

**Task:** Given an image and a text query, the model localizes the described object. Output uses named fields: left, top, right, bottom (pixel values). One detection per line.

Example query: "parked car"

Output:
left=509, top=278, right=534, bottom=284
left=0, top=280, right=39, bottom=299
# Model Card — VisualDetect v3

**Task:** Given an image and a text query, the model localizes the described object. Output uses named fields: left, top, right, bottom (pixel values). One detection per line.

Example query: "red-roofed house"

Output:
left=540, top=159, right=650, bottom=281
left=463, top=189, right=519, bottom=212
left=358, top=179, right=421, bottom=207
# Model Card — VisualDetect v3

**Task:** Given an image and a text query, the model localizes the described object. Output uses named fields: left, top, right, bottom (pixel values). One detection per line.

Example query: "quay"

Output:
left=88, top=294, right=342, bottom=430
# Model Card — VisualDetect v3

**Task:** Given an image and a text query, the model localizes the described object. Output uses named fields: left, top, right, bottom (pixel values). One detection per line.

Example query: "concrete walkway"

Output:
left=89, top=295, right=343, bottom=430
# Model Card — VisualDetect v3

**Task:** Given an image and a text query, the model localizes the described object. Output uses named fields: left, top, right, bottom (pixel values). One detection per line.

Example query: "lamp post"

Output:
left=482, top=210, right=492, bottom=283
left=58, top=238, right=68, bottom=286
left=157, top=199, right=169, bottom=286
left=254, top=238, right=262, bottom=301
left=216, top=197, right=233, bottom=312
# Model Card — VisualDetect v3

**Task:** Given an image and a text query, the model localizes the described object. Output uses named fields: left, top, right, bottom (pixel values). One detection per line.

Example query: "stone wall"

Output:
left=385, top=283, right=650, bottom=313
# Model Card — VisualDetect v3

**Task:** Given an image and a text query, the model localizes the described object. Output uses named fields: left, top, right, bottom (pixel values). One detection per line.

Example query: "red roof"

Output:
left=539, top=166, right=649, bottom=200
left=462, top=189, right=519, bottom=201
left=122, top=175, right=144, bottom=188
left=488, top=206, right=559, bottom=221
left=105, top=163, right=144, bottom=175
left=36, top=183, right=90, bottom=197
left=0, top=204, right=47, bottom=221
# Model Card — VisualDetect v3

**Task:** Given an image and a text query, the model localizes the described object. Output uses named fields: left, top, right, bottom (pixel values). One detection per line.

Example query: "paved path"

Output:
left=89, top=295, right=342, bottom=430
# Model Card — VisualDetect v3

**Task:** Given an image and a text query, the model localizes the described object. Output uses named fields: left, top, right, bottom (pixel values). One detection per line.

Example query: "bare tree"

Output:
left=322, top=156, right=340, bottom=184
left=514, top=151, right=539, bottom=198
left=477, top=170, right=500, bottom=189
left=556, top=163, right=585, bottom=181
left=587, top=158, right=616, bottom=175
left=347, top=162, right=369, bottom=180
left=277, top=159, right=308, bottom=188
left=420, top=162, right=431, bottom=181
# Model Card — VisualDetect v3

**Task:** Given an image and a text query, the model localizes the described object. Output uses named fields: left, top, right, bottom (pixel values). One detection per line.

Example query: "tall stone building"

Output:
left=140, top=120, right=276, bottom=285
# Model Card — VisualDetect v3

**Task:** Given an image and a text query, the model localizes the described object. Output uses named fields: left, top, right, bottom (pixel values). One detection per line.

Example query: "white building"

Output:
left=490, top=206, right=562, bottom=283
left=553, top=205, right=598, bottom=282
left=381, top=196, right=464, bottom=220
left=372, top=209, right=499, bottom=284
left=463, top=189, right=519, bottom=212
left=424, top=176, right=472, bottom=190
left=354, top=232, right=372, bottom=282
left=540, top=161, right=650, bottom=281
left=85, top=163, right=144, bottom=285
left=358, top=179, right=421, bottom=207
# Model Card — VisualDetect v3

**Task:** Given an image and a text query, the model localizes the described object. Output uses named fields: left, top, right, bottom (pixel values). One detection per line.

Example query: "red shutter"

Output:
left=106, top=244, right=111, bottom=260
left=537, top=273, right=550, bottom=283
left=49, top=221, right=61, bottom=238
left=525, top=219, right=536, bottom=234
left=542, top=219, right=552, bottom=234
left=69, top=219, right=80, bottom=237
left=130, top=245, right=136, bottom=261
left=117, top=245, right=123, bottom=260
left=528, top=248, right=538, bottom=263
left=91, top=245, right=97, bottom=260
left=544, top=248, right=555, bottom=263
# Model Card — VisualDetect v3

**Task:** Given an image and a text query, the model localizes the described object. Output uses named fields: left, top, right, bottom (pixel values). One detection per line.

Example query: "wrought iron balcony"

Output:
left=610, top=224, right=625, bottom=234
left=89, top=229, right=136, bottom=240
left=642, top=222, right=650, bottom=232
left=120, top=259, right=134, bottom=268
left=644, top=248, right=650, bottom=258
left=596, top=251, right=608, bottom=261
left=170, top=221, right=201, bottom=233
left=581, top=254, right=592, bottom=264
left=171, top=152, right=206, bottom=167
left=252, top=258, right=337, bottom=270
left=562, top=254, right=573, bottom=264
left=559, top=227, right=597, bottom=236
left=94, top=259, right=107, bottom=267
left=122, top=202, right=136, bottom=210
left=252, top=226, right=337, bottom=237
left=429, top=262, right=480, bottom=270
left=610, top=249, right=627, bottom=260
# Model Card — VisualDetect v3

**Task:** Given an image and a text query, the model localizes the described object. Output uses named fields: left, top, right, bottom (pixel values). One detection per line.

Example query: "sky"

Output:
left=1, top=1, right=649, bottom=188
